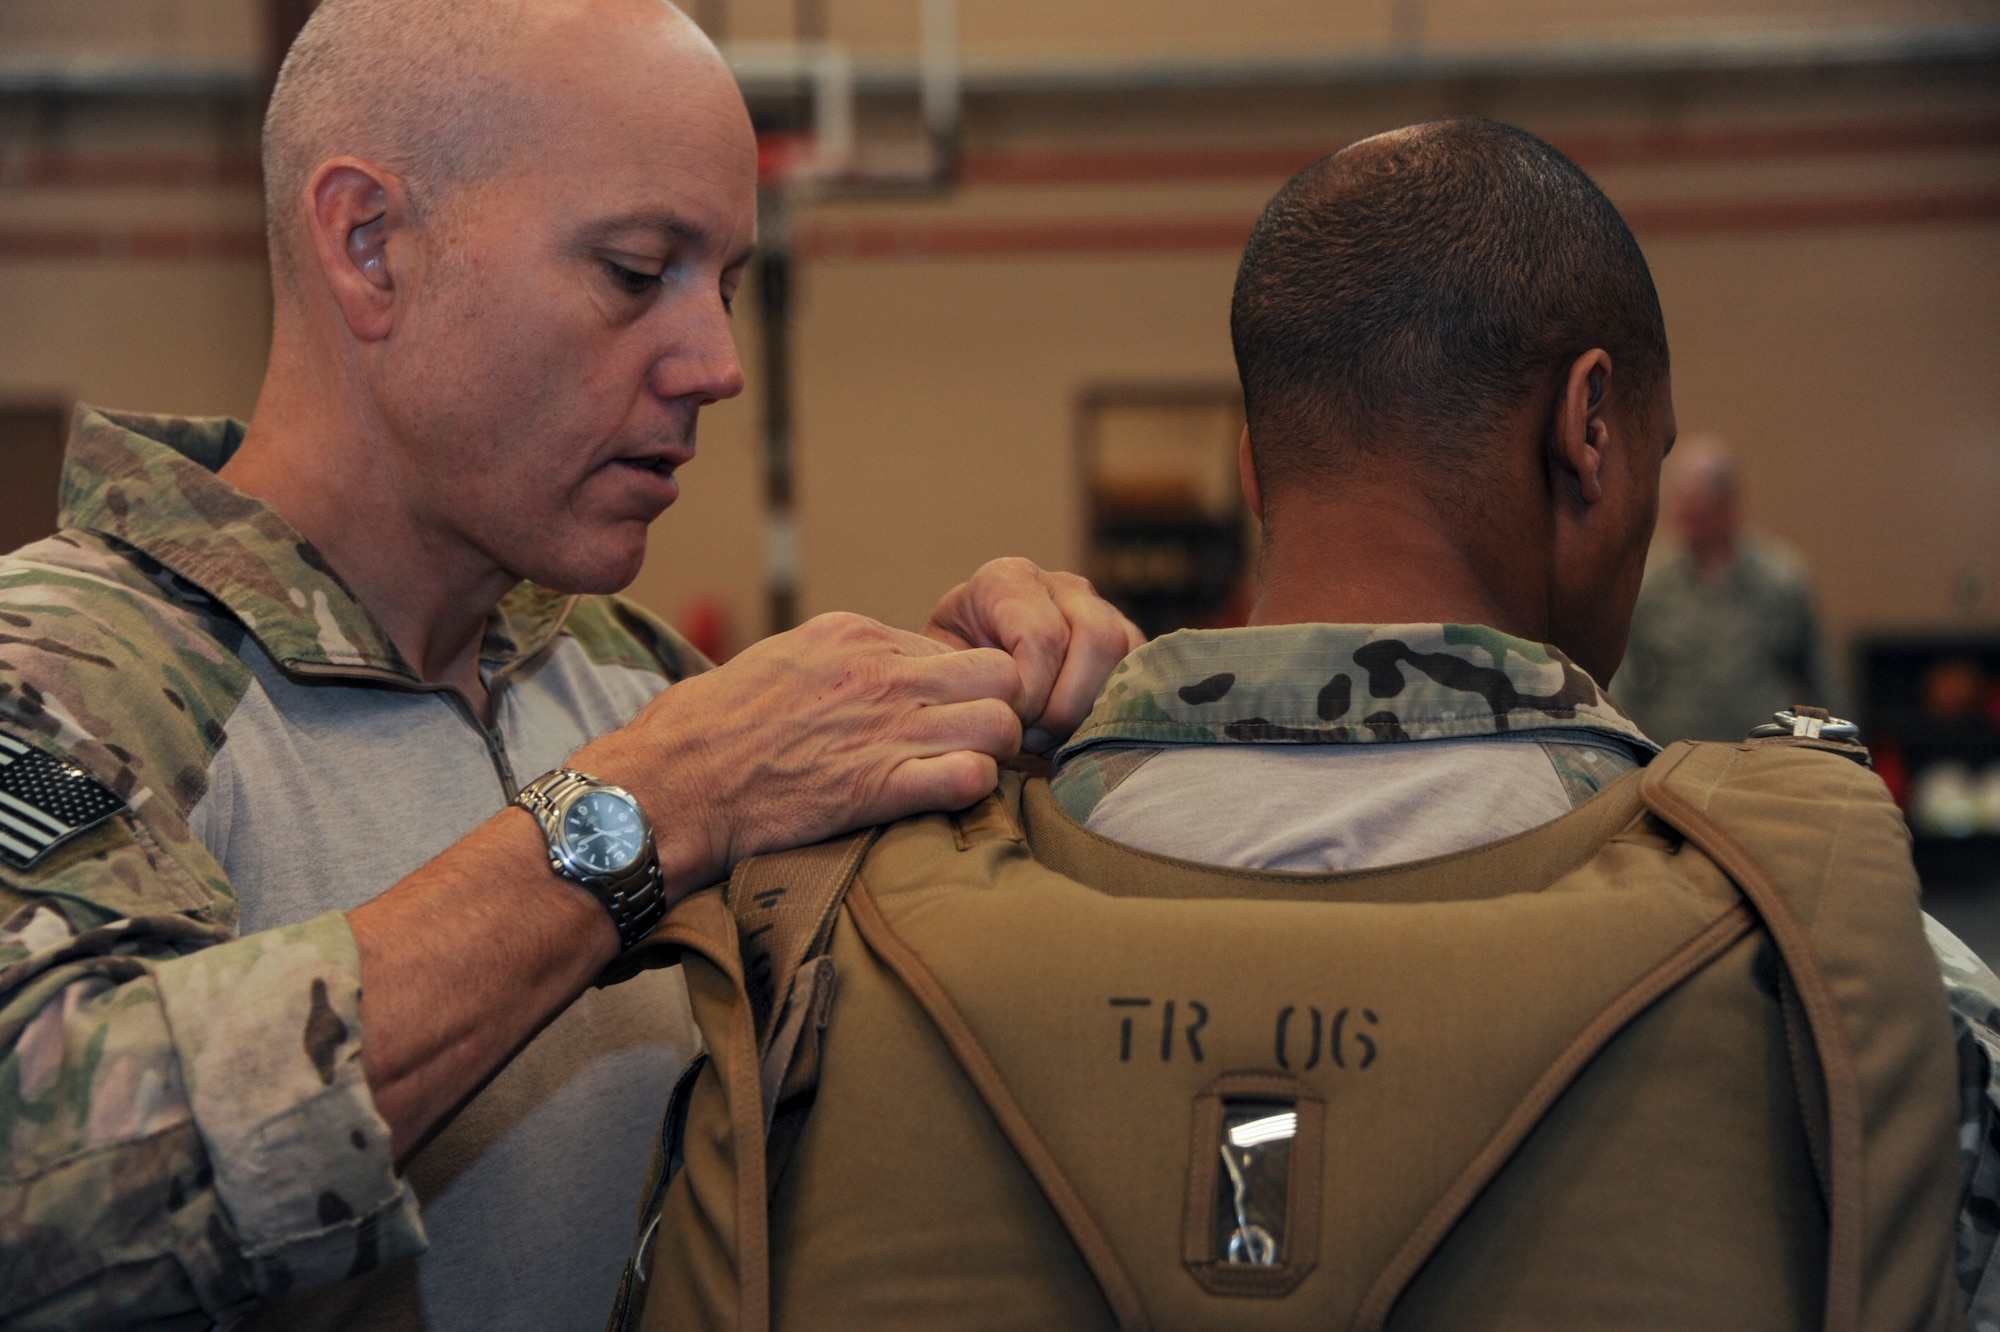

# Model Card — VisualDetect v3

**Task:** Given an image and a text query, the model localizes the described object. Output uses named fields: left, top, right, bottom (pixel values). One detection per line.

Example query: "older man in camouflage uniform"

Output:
left=1046, top=119, right=2000, bottom=1322
left=1613, top=434, right=1842, bottom=744
left=0, top=1, right=1136, bottom=1328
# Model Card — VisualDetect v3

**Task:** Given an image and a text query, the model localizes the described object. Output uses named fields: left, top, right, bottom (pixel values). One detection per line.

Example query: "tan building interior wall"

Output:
left=10, top=0, right=1992, bottom=63
left=13, top=216, right=1985, bottom=665
left=0, top=261, right=269, bottom=417
left=3, top=0, right=1996, bottom=668
left=621, top=218, right=2000, bottom=662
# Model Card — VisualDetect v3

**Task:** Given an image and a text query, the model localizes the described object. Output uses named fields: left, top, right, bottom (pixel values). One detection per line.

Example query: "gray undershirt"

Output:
left=192, top=638, right=697, bottom=1332
left=1081, top=738, right=1592, bottom=871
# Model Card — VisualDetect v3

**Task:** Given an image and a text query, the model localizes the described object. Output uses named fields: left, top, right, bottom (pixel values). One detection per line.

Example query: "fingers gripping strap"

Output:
left=844, top=876, right=1155, bottom=1332
left=1347, top=903, right=1757, bottom=1332
left=1641, top=745, right=1865, bottom=1332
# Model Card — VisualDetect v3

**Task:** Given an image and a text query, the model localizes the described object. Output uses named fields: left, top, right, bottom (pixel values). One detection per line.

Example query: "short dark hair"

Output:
left=1230, top=118, right=1668, bottom=491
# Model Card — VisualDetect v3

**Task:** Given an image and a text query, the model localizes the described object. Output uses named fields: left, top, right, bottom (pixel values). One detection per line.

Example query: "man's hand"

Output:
left=356, top=611, right=1020, bottom=1157
left=578, top=612, right=1025, bottom=890
left=354, top=573, right=1131, bottom=1156
left=924, top=557, right=1145, bottom=754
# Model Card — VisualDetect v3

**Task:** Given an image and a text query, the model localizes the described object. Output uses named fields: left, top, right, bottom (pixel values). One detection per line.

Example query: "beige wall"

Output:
left=720, top=0, right=2000, bottom=54
left=3, top=0, right=1997, bottom=667
left=0, top=0, right=258, bottom=63
left=1654, top=226, right=2000, bottom=644
left=7, top=0, right=1995, bottom=65
left=630, top=59, right=2000, bottom=656
left=0, top=260, right=269, bottom=418
left=627, top=217, right=2000, bottom=656
left=789, top=253, right=1239, bottom=630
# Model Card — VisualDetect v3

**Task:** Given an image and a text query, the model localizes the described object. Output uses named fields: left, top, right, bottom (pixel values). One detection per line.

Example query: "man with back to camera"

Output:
left=634, top=117, right=2000, bottom=1328
left=1614, top=433, right=1843, bottom=743
left=0, top=1, right=1143, bottom=1328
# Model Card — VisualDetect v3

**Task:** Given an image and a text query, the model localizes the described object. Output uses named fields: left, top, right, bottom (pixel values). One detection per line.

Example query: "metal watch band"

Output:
left=515, top=768, right=667, bottom=952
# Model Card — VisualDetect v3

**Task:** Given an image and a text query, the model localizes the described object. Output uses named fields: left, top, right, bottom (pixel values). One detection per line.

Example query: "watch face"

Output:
left=561, top=790, right=646, bottom=876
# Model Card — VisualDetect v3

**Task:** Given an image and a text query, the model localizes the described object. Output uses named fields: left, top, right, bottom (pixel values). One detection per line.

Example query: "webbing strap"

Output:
left=1640, top=745, right=1865, bottom=1332
left=1780, top=971, right=1836, bottom=1203
left=649, top=889, right=774, bottom=1332
left=844, top=874, right=1155, bottom=1332
left=728, top=828, right=882, bottom=1041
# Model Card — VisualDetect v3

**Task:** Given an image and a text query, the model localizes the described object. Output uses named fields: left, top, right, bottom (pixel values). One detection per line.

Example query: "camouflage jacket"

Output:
left=0, top=408, right=705, bottom=1328
left=1051, top=622, right=1657, bottom=826
left=1053, top=624, right=2000, bottom=1320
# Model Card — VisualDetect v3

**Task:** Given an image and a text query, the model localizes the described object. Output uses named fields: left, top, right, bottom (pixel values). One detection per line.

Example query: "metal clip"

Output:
left=1219, top=1109, right=1295, bottom=1266
left=1747, top=709, right=1861, bottom=744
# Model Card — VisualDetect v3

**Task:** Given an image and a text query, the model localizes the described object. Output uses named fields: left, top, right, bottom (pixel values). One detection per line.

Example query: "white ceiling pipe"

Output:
left=7, top=18, right=1985, bottom=102
left=920, top=0, right=961, bottom=150
left=733, top=22, right=2000, bottom=100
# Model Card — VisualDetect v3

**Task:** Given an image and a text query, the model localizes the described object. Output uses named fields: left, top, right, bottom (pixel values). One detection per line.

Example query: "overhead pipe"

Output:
left=740, top=0, right=961, bottom=634
left=4, top=20, right=1991, bottom=102
left=729, top=22, right=2000, bottom=100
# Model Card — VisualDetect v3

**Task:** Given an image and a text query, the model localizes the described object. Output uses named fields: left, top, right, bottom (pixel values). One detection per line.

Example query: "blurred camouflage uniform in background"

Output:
left=1615, top=535, right=1842, bottom=744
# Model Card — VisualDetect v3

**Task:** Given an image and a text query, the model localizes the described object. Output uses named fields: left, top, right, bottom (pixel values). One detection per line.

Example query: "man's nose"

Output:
left=655, top=298, right=746, bottom=405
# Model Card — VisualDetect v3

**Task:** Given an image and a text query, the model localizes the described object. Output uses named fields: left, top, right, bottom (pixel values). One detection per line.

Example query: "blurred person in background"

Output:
left=1613, top=434, right=1841, bottom=742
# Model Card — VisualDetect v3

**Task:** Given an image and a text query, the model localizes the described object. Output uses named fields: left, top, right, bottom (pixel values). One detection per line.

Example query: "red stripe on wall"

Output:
left=2, top=157, right=264, bottom=189
left=3, top=193, right=1994, bottom=263
left=958, top=120, right=2000, bottom=186
left=5, top=119, right=1996, bottom=193
left=1623, top=191, right=2000, bottom=233
left=0, top=227, right=267, bottom=260
left=796, top=216, right=1257, bottom=259
left=962, top=146, right=1317, bottom=186
left=795, top=191, right=2000, bottom=259
left=1556, top=119, right=2000, bottom=170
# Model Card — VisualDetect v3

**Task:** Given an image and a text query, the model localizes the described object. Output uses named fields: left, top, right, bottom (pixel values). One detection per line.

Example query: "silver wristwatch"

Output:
left=514, top=768, right=667, bottom=951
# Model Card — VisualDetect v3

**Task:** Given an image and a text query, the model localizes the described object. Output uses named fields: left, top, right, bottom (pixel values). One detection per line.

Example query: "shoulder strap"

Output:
left=635, top=888, right=776, bottom=1332
left=728, top=828, right=880, bottom=1040
left=727, top=828, right=882, bottom=1130
left=1638, top=740, right=1865, bottom=1332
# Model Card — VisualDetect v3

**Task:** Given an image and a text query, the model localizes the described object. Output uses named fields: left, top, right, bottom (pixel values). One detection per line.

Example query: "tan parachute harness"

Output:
left=613, top=731, right=1950, bottom=1332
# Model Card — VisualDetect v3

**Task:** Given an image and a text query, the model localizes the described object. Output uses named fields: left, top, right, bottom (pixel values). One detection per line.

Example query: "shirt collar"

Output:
left=1056, top=622, right=1657, bottom=764
left=58, top=406, right=574, bottom=682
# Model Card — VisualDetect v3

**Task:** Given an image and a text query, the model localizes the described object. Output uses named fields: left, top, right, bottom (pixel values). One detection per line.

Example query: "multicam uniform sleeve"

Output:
left=0, top=830, right=426, bottom=1327
left=0, top=526, right=424, bottom=1326
left=1924, top=914, right=2000, bottom=1327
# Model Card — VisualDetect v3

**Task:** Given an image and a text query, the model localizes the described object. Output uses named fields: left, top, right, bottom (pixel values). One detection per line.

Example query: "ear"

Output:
left=1237, top=425, right=1264, bottom=523
left=1548, top=348, right=1614, bottom=507
left=305, top=157, right=410, bottom=343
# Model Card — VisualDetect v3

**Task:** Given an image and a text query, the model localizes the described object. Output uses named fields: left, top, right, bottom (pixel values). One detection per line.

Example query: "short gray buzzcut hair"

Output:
left=261, top=0, right=532, bottom=286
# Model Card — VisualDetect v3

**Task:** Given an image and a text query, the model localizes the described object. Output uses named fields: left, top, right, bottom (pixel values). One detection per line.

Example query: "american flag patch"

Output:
left=0, top=731, right=125, bottom=869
